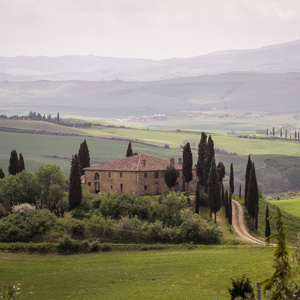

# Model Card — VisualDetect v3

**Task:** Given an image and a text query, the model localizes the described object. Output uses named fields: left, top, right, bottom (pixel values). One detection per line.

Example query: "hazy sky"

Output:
left=1, top=0, right=300, bottom=59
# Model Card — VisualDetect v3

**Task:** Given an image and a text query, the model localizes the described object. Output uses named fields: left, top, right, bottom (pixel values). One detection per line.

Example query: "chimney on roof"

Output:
left=142, top=159, right=146, bottom=166
left=178, top=158, right=182, bottom=165
left=170, top=158, right=175, bottom=167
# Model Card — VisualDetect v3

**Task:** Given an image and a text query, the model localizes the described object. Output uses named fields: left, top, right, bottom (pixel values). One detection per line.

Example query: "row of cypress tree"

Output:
left=1, top=150, right=26, bottom=177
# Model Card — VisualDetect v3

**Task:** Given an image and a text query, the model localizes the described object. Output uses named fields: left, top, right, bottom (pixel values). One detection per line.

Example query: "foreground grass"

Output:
left=268, top=198, right=300, bottom=218
left=0, top=246, right=274, bottom=300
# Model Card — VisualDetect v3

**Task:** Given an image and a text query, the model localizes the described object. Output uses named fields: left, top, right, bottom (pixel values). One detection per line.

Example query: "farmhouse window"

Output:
left=144, top=173, right=147, bottom=178
left=88, top=182, right=91, bottom=186
left=120, top=172, right=123, bottom=178
left=154, top=171, right=159, bottom=178
left=94, top=173, right=100, bottom=180
left=108, top=172, right=111, bottom=178
left=111, top=185, right=113, bottom=190
left=144, top=185, right=147, bottom=190
left=120, top=183, right=123, bottom=192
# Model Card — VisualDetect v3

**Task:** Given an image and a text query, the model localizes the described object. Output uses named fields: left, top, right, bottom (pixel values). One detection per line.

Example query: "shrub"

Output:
left=57, top=236, right=79, bottom=254
left=228, top=275, right=254, bottom=300
left=11, top=203, right=36, bottom=213
left=86, top=215, right=116, bottom=238
left=90, top=241, right=100, bottom=252
left=0, top=209, right=56, bottom=242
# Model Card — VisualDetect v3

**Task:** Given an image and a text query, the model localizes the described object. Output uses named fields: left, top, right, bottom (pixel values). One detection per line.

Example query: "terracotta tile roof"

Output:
left=84, top=154, right=185, bottom=172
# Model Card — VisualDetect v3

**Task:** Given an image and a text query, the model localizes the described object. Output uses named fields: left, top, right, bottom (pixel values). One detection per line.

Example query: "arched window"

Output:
left=94, top=173, right=100, bottom=180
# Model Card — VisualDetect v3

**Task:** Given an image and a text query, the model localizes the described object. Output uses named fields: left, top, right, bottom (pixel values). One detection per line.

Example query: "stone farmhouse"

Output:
left=83, top=153, right=196, bottom=195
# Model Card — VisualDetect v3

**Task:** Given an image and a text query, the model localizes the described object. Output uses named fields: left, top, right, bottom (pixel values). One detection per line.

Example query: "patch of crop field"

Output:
left=0, top=246, right=275, bottom=300
left=0, top=119, right=84, bottom=134
left=268, top=198, right=300, bottom=218
left=0, top=131, right=182, bottom=176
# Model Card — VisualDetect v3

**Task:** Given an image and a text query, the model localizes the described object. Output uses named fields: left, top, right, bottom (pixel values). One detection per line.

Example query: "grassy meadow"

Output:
left=0, top=246, right=275, bottom=300
left=268, top=198, right=300, bottom=218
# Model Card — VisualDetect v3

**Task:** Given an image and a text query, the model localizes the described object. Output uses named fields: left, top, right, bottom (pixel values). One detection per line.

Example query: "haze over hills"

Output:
left=0, top=39, right=300, bottom=82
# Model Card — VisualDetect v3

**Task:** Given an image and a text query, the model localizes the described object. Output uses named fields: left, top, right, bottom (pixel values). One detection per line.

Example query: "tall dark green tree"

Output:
left=247, top=163, right=259, bottom=221
left=126, top=141, right=133, bottom=157
left=195, top=181, right=200, bottom=214
left=221, top=184, right=225, bottom=207
left=280, top=128, right=283, bottom=138
left=181, top=175, right=186, bottom=192
left=182, top=142, right=193, bottom=196
left=266, top=128, right=269, bottom=136
left=229, top=162, right=234, bottom=194
left=239, top=184, right=241, bottom=199
left=204, top=135, right=215, bottom=193
left=8, top=150, right=19, bottom=175
left=208, top=158, right=221, bottom=223
left=216, top=161, right=226, bottom=183
left=196, top=132, right=207, bottom=188
left=78, top=140, right=90, bottom=175
left=0, top=168, right=5, bottom=179
left=69, top=154, right=82, bottom=210
left=57, top=112, right=60, bottom=122
left=19, top=153, right=25, bottom=172
left=164, top=165, right=178, bottom=190
left=244, top=155, right=252, bottom=207
left=265, top=205, right=271, bottom=238
left=228, top=192, right=232, bottom=229
left=225, top=189, right=229, bottom=219
left=273, top=126, right=275, bottom=136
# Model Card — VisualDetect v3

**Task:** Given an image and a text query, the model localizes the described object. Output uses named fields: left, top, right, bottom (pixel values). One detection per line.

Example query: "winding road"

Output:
left=231, top=199, right=266, bottom=245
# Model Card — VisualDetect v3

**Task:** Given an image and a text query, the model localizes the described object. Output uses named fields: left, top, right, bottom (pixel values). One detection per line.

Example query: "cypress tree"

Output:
left=69, top=154, right=82, bottom=210
left=182, top=142, right=193, bottom=196
left=273, top=127, right=275, bottom=136
left=244, top=155, right=252, bottom=207
left=0, top=168, right=5, bottom=179
left=57, top=112, right=60, bottom=122
left=247, top=163, right=259, bottom=221
left=295, top=130, right=297, bottom=139
left=181, top=175, right=186, bottom=192
left=255, top=204, right=258, bottom=231
left=196, top=132, right=207, bottom=188
left=225, top=189, right=229, bottom=219
left=228, top=193, right=232, bottom=228
left=266, top=128, right=269, bottom=136
left=265, top=205, right=271, bottom=238
left=217, top=161, right=226, bottom=183
left=195, top=181, right=200, bottom=214
left=19, top=153, right=25, bottom=172
left=239, top=184, right=241, bottom=199
left=126, top=141, right=133, bottom=157
left=204, top=135, right=215, bottom=193
left=164, top=165, right=178, bottom=190
left=229, top=162, right=234, bottom=194
left=285, top=129, right=287, bottom=138
left=221, top=184, right=225, bottom=207
left=280, top=128, right=282, bottom=138
left=8, top=150, right=19, bottom=175
left=78, top=140, right=90, bottom=175
left=208, top=157, right=221, bottom=223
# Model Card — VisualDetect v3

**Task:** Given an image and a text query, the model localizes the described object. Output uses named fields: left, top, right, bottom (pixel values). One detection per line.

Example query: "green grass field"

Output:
left=268, top=198, right=300, bottom=218
left=0, top=246, right=275, bottom=300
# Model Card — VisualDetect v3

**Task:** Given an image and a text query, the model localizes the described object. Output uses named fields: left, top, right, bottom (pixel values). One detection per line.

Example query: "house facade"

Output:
left=84, top=153, right=196, bottom=195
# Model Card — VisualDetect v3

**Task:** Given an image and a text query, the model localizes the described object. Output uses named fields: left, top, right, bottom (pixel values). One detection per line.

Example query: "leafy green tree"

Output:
left=195, top=181, right=200, bottom=214
left=204, top=135, right=215, bottom=193
left=19, top=153, right=25, bottom=172
left=244, top=155, right=252, bottom=207
left=36, top=164, right=66, bottom=208
left=208, top=158, right=221, bottom=223
left=265, top=204, right=271, bottom=238
left=69, top=154, right=82, bottom=210
left=8, top=150, right=19, bottom=175
left=229, top=162, right=234, bottom=194
left=126, top=141, right=133, bottom=157
left=164, top=165, right=178, bottom=190
left=0, top=168, right=5, bottom=179
left=182, top=142, right=193, bottom=196
left=78, top=140, right=90, bottom=175
left=0, top=171, right=39, bottom=206
left=196, top=132, right=207, bottom=187
left=247, top=163, right=259, bottom=221
left=228, top=275, right=254, bottom=300
left=263, top=208, right=300, bottom=299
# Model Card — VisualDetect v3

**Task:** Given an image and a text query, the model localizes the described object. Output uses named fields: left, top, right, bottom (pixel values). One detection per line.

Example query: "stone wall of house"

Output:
left=85, top=169, right=197, bottom=195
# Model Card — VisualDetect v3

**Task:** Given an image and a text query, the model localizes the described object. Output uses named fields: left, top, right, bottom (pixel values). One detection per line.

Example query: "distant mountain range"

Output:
left=1, top=40, right=300, bottom=82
